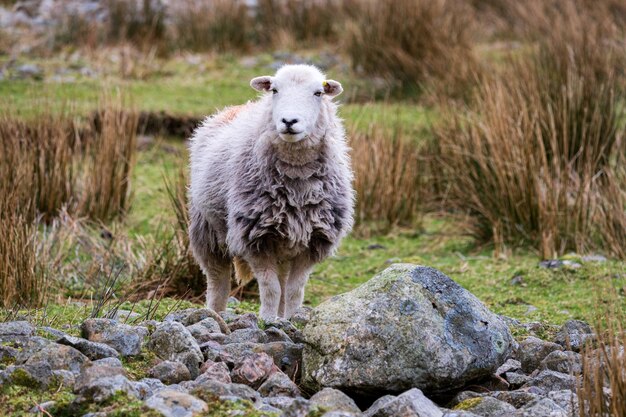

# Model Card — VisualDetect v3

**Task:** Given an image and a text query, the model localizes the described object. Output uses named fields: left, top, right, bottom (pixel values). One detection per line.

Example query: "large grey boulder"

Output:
left=303, top=265, right=514, bottom=394
left=147, top=322, right=204, bottom=379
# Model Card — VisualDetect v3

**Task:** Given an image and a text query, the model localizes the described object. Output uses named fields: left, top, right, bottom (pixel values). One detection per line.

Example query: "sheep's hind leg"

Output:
left=284, top=255, right=315, bottom=319
left=277, top=262, right=290, bottom=318
left=248, top=257, right=281, bottom=320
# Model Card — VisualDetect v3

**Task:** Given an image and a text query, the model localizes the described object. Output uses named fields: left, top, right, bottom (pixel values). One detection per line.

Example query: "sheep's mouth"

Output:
left=282, top=127, right=301, bottom=135
left=279, top=130, right=306, bottom=142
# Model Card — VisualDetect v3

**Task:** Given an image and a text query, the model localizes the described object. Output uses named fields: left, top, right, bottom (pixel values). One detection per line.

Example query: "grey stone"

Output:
left=447, top=391, right=482, bottom=408
left=364, top=396, right=397, bottom=417
left=265, top=327, right=293, bottom=343
left=145, top=389, right=208, bottom=417
left=73, top=363, right=138, bottom=402
left=367, top=388, right=443, bottom=417
left=263, top=395, right=298, bottom=410
left=195, top=361, right=231, bottom=385
left=190, top=380, right=260, bottom=404
left=15, top=64, right=42, bottom=79
left=186, top=317, right=222, bottom=343
left=504, top=371, right=530, bottom=388
left=0, top=321, right=34, bottom=341
left=265, top=318, right=305, bottom=344
left=522, top=370, right=576, bottom=392
left=453, top=397, right=515, bottom=417
left=37, top=326, right=69, bottom=340
left=442, top=412, right=481, bottom=417
left=147, top=321, right=204, bottom=378
left=257, top=371, right=301, bottom=397
left=148, top=360, right=192, bottom=385
left=1, top=362, right=54, bottom=388
left=281, top=398, right=320, bottom=417
left=133, top=378, right=168, bottom=400
left=489, top=390, right=540, bottom=408
left=109, top=309, right=142, bottom=322
left=92, top=357, right=123, bottom=368
left=254, top=341, right=303, bottom=379
left=512, top=398, right=568, bottom=417
left=228, top=312, right=259, bottom=331
left=257, top=403, right=282, bottom=413
left=81, top=318, right=148, bottom=357
left=517, top=336, right=563, bottom=373
left=165, top=308, right=227, bottom=331
left=224, top=328, right=268, bottom=344
left=322, top=412, right=360, bottom=417
left=231, top=352, right=278, bottom=388
left=290, top=306, right=312, bottom=327
left=547, top=390, right=579, bottom=416
left=539, top=350, right=582, bottom=375
left=553, top=320, right=594, bottom=352
left=582, top=254, right=607, bottom=262
left=25, top=343, right=90, bottom=375
left=495, top=359, right=522, bottom=376
left=13, top=336, right=52, bottom=363
left=58, top=335, right=120, bottom=360
left=303, top=265, right=514, bottom=394
left=310, top=388, right=360, bottom=413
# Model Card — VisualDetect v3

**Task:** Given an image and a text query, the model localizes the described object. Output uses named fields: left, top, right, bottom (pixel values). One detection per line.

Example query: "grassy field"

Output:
left=1, top=49, right=624, bottom=328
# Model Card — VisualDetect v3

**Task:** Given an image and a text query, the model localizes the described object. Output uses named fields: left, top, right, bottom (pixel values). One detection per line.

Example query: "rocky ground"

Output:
left=0, top=264, right=597, bottom=416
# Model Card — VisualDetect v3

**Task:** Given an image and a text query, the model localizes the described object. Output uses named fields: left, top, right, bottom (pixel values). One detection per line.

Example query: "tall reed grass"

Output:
left=433, top=1, right=626, bottom=258
left=578, top=285, right=626, bottom=416
left=351, top=124, right=424, bottom=234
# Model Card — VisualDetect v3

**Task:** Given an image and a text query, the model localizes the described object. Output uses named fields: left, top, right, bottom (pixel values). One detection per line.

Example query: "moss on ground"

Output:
left=453, top=397, right=483, bottom=411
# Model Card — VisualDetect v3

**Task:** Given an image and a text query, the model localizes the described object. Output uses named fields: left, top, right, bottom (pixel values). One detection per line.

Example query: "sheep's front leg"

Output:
left=203, top=257, right=232, bottom=313
left=277, top=263, right=290, bottom=318
left=248, top=257, right=281, bottom=320
left=284, top=255, right=315, bottom=318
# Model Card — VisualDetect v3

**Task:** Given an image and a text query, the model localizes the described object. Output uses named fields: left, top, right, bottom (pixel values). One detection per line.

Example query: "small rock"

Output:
left=188, top=317, right=221, bottom=336
left=447, top=391, right=482, bottom=408
left=582, top=254, right=607, bottom=263
left=539, top=259, right=563, bottom=268
left=92, top=357, right=123, bottom=368
left=367, top=243, right=386, bottom=250
left=442, top=412, right=481, bottom=417
left=281, top=398, right=318, bottom=417
left=364, top=395, right=396, bottom=417
left=2, top=362, right=54, bottom=388
left=454, top=397, right=515, bottom=417
left=25, top=343, right=90, bottom=375
left=29, top=400, right=56, bottom=414
left=165, top=308, right=227, bottom=331
left=231, top=352, right=278, bottom=388
left=109, top=309, right=142, bottom=322
left=522, top=370, right=576, bottom=392
left=58, top=335, right=120, bottom=360
left=257, top=371, right=301, bottom=398
left=489, top=390, right=540, bottom=408
left=547, top=390, right=579, bottom=416
left=265, top=318, right=305, bottom=343
left=262, top=395, right=298, bottom=410
left=0, top=321, right=35, bottom=341
left=228, top=313, right=259, bottom=331
left=512, top=397, right=568, bottom=417
left=368, top=388, right=443, bottom=417
left=289, top=307, right=312, bottom=327
left=15, top=64, right=42, bottom=80
left=495, top=358, right=521, bottom=376
left=553, top=320, right=594, bottom=352
left=81, top=318, right=148, bottom=357
left=133, top=378, right=167, bottom=400
left=539, top=350, right=582, bottom=374
left=517, top=336, right=563, bottom=373
left=265, top=327, right=293, bottom=343
left=37, top=326, right=69, bottom=340
left=190, top=380, right=260, bottom=404
left=145, top=389, right=208, bottom=417
left=309, top=388, right=360, bottom=414
left=504, top=371, right=530, bottom=388
left=147, top=321, right=204, bottom=378
left=224, top=328, right=268, bottom=344
left=74, top=363, right=138, bottom=402
left=148, top=360, right=192, bottom=385
left=227, top=296, right=240, bottom=307
left=254, top=342, right=303, bottom=379
left=196, top=361, right=231, bottom=385
left=510, top=275, right=524, bottom=286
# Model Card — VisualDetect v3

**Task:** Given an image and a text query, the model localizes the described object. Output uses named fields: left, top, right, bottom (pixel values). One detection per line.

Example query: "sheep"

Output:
left=188, top=64, right=354, bottom=320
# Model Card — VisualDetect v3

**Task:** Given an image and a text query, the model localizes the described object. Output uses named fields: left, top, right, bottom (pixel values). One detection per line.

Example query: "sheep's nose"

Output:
left=282, top=118, right=298, bottom=127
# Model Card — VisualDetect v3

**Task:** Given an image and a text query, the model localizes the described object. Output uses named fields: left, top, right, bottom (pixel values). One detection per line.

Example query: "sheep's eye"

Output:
left=314, top=91, right=322, bottom=97
left=272, top=88, right=278, bottom=94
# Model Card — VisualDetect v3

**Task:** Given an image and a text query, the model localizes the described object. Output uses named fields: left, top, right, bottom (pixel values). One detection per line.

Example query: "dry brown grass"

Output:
left=433, top=1, right=626, bottom=258
left=578, top=286, right=626, bottom=416
left=169, top=0, right=251, bottom=53
left=351, top=124, right=425, bottom=234
left=344, top=0, right=478, bottom=97
left=78, top=97, right=138, bottom=222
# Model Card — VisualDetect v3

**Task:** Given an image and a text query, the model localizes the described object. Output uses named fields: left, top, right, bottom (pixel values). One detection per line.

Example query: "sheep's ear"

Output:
left=250, top=76, right=273, bottom=92
left=323, top=80, right=343, bottom=97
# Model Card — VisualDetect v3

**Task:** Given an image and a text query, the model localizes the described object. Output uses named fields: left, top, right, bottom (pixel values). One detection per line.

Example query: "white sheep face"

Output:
left=250, top=65, right=342, bottom=143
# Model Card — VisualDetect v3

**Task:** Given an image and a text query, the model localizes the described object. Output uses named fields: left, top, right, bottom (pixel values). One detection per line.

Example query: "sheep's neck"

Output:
left=273, top=138, right=323, bottom=166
